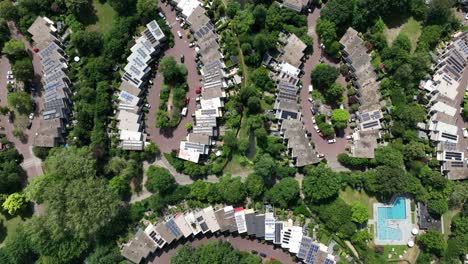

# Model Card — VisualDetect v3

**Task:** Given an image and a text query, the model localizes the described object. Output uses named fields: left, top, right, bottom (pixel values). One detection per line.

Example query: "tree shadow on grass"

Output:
left=0, top=220, right=6, bottom=243
left=78, top=5, right=98, bottom=27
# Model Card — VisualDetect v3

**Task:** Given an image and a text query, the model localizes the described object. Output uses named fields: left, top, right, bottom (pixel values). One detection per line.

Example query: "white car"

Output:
left=145, top=103, right=151, bottom=109
left=308, top=97, right=313, bottom=103
left=317, top=153, right=325, bottom=158
left=465, top=13, right=468, bottom=20
left=346, top=135, right=353, bottom=140
left=29, top=112, right=34, bottom=120
left=463, top=128, right=468, bottom=138
left=177, top=30, right=182, bottom=38
left=327, top=138, right=336, bottom=144
left=314, top=125, right=320, bottom=133
left=308, top=84, right=313, bottom=92
left=7, top=70, right=12, bottom=75
left=181, top=107, right=188, bottom=116
left=7, top=74, right=14, bottom=80
left=312, top=117, right=316, bottom=124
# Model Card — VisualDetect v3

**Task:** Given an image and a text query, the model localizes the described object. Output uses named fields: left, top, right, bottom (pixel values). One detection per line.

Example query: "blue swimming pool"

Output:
left=377, top=197, right=406, bottom=241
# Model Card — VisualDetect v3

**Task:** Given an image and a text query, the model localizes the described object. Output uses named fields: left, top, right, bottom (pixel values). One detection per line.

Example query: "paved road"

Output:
left=300, top=8, right=349, bottom=169
left=0, top=23, right=43, bottom=179
left=146, top=4, right=201, bottom=153
left=149, top=235, right=296, bottom=264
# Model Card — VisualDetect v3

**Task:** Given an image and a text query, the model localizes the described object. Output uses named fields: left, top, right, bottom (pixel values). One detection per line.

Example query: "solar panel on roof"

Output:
left=362, top=120, right=379, bottom=129
left=361, top=113, right=370, bottom=122
left=451, top=161, right=464, bottom=168
left=445, top=151, right=462, bottom=161
left=441, top=132, right=457, bottom=141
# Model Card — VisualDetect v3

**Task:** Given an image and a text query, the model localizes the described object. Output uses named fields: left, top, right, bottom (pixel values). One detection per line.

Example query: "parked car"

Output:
left=308, top=84, right=313, bottom=92
left=463, top=128, right=468, bottom=138
left=327, top=138, right=336, bottom=144
left=189, top=42, right=195, bottom=48
left=185, top=97, right=190, bottom=105
left=314, top=125, right=320, bottom=133
left=310, top=107, right=315, bottom=115
left=181, top=107, right=188, bottom=116
left=195, top=88, right=202, bottom=94
left=312, top=117, right=316, bottom=124
left=158, top=12, right=165, bottom=19
left=251, top=250, right=258, bottom=255
left=308, top=97, right=313, bottom=103
left=317, top=153, right=325, bottom=158
left=177, top=30, right=182, bottom=38
left=27, top=120, right=32, bottom=129
left=29, top=112, right=34, bottom=120
left=33, top=47, right=39, bottom=53
left=259, top=253, right=267, bottom=258
left=346, top=135, right=353, bottom=140
left=145, top=103, right=151, bottom=109
left=180, top=54, right=185, bottom=63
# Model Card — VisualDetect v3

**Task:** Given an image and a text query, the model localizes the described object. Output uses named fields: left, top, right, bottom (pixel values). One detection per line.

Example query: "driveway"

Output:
left=149, top=234, right=296, bottom=264
left=146, top=4, right=201, bottom=153
left=299, top=9, right=349, bottom=169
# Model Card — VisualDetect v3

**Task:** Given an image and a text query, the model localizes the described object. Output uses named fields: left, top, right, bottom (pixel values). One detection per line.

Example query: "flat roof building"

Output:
left=234, top=207, right=247, bottom=234
left=173, top=213, right=194, bottom=238
left=120, top=229, right=156, bottom=264
left=279, top=34, right=307, bottom=67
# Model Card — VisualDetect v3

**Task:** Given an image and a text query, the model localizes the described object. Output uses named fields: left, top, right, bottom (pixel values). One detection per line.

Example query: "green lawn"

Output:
left=383, top=245, right=407, bottom=260
left=223, top=154, right=253, bottom=178
left=0, top=213, right=27, bottom=246
left=339, top=186, right=377, bottom=216
left=384, top=17, right=422, bottom=52
left=442, top=208, right=460, bottom=239
left=87, top=0, right=117, bottom=33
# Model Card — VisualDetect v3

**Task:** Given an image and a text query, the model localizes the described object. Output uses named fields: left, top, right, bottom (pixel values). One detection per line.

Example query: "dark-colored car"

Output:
left=251, top=250, right=258, bottom=255
left=180, top=54, right=185, bottom=63
left=259, top=253, right=267, bottom=258
left=27, top=120, right=32, bottom=129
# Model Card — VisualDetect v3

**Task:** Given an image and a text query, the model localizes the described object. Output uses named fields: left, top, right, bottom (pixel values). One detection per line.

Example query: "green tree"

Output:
left=108, top=175, right=129, bottom=198
left=427, top=199, right=448, bottom=216
left=254, top=154, right=276, bottom=184
left=311, top=63, right=338, bottom=90
left=351, top=202, right=369, bottom=224
left=217, top=175, right=245, bottom=205
left=417, top=230, right=446, bottom=256
left=189, top=180, right=213, bottom=202
left=316, top=19, right=337, bottom=47
left=226, top=2, right=240, bottom=18
left=375, top=146, right=404, bottom=168
left=331, top=109, right=348, bottom=129
left=324, top=83, right=344, bottom=104
left=145, top=166, right=177, bottom=195
left=136, top=0, right=158, bottom=24
left=266, top=178, right=299, bottom=208
left=223, top=131, right=238, bottom=151
left=245, top=173, right=265, bottom=200
left=7, top=90, right=32, bottom=114
left=403, top=141, right=426, bottom=162
left=71, top=30, right=103, bottom=56
left=315, top=198, right=356, bottom=237
left=247, top=96, right=262, bottom=114
left=302, top=164, right=341, bottom=203
left=85, top=243, right=123, bottom=264
left=156, top=110, right=170, bottom=128
left=2, top=39, right=25, bottom=59
left=12, top=57, right=34, bottom=82
left=65, top=0, right=92, bottom=17
left=2, top=192, right=27, bottom=215
left=320, top=0, right=355, bottom=32
left=159, top=56, right=188, bottom=86
left=0, top=0, right=18, bottom=21
left=426, top=0, right=453, bottom=25
left=251, top=67, right=273, bottom=91
left=0, top=148, right=24, bottom=193
left=12, top=128, right=24, bottom=139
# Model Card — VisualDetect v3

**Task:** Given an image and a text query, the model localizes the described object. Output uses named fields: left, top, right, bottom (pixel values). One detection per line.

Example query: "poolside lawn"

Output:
left=442, top=208, right=460, bottom=238
left=383, top=245, right=407, bottom=260
left=339, top=186, right=377, bottom=215
left=384, top=17, right=422, bottom=52
left=87, top=0, right=117, bottom=33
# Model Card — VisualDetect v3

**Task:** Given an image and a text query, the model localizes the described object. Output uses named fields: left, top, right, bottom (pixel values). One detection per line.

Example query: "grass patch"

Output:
left=0, top=212, right=29, bottom=246
left=383, top=245, right=407, bottom=260
left=339, top=186, right=377, bottom=216
left=442, top=208, right=460, bottom=238
left=87, top=0, right=117, bottom=33
left=311, top=90, right=324, bottom=102
left=223, top=154, right=254, bottom=177
left=384, top=17, right=422, bottom=52
left=411, top=212, right=415, bottom=224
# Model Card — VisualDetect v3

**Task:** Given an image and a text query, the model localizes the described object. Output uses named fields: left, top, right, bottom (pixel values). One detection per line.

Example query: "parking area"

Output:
left=150, top=234, right=296, bottom=264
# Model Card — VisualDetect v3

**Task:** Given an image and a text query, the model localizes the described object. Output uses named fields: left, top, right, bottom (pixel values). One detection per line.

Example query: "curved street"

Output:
left=149, top=234, right=296, bottom=264
left=146, top=3, right=201, bottom=153
left=0, top=22, right=44, bottom=179
left=300, top=8, right=350, bottom=169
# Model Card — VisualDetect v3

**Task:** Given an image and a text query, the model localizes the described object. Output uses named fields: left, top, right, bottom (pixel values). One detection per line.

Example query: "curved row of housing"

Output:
left=121, top=205, right=336, bottom=264
left=172, top=1, right=227, bottom=163
left=115, top=20, right=166, bottom=150
left=27, top=17, right=72, bottom=147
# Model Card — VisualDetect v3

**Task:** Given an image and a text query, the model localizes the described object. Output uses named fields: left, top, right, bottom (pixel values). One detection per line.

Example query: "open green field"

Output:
left=442, top=208, right=461, bottom=238
left=383, top=245, right=407, bottom=261
left=384, top=17, right=422, bottom=52
left=223, top=154, right=253, bottom=178
left=87, top=0, right=116, bottom=33
left=339, top=186, right=377, bottom=215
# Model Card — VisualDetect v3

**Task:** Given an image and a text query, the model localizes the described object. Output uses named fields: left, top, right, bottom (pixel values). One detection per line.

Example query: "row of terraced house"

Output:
left=115, top=20, right=166, bottom=150
left=420, top=31, right=468, bottom=180
left=121, top=205, right=336, bottom=264
left=267, top=32, right=321, bottom=167
left=27, top=17, right=72, bottom=147
left=172, top=1, right=227, bottom=163
left=339, top=28, right=384, bottom=159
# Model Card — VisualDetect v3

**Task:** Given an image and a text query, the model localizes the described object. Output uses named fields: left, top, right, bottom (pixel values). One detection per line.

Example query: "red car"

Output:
left=33, top=47, right=39, bottom=53
left=185, top=97, right=190, bottom=105
left=195, top=89, right=202, bottom=94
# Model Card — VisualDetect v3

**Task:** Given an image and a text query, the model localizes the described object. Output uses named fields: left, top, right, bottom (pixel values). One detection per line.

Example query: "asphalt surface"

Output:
left=149, top=234, right=296, bottom=264
left=0, top=22, right=44, bottom=178
left=300, top=8, right=350, bottom=162
left=146, top=4, right=201, bottom=153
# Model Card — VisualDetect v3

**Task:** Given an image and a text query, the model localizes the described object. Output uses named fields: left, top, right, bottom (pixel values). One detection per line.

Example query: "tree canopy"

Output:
left=266, top=177, right=299, bottom=208
left=311, top=63, right=338, bottom=91
left=303, top=164, right=341, bottom=203
left=145, top=165, right=177, bottom=195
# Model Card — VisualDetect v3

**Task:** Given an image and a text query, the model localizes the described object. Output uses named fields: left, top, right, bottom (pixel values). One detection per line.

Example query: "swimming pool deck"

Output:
left=369, top=198, right=415, bottom=245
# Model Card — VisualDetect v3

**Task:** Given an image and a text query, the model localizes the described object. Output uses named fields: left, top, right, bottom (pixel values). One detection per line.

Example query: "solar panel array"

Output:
left=450, top=161, right=465, bottom=168
left=305, top=243, right=320, bottom=264
left=165, top=220, right=182, bottom=238
left=362, top=120, right=379, bottom=129
left=445, top=151, right=462, bottom=161
left=441, top=132, right=457, bottom=141
left=274, top=222, right=283, bottom=244
left=184, top=142, right=205, bottom=153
